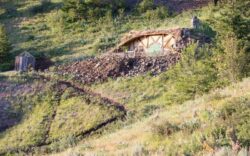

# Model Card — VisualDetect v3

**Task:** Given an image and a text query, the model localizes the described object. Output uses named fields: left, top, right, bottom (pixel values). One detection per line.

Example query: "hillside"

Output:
left=52, top=77, right=250, bottom=155
left=0, top=0, right=212, bottom=67
left=0, top=0, right=249, bottom=155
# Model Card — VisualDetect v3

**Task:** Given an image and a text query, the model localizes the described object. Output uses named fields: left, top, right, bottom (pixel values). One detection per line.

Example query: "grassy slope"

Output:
left=51, top=78, right=250, bottom=155
left=0, top=0, right=215, bottom=64
left=48, top=95, right=122, bottom=141
left=1, top=1, right=249, bottom=155
left=0, top=73, right=124, bottom=154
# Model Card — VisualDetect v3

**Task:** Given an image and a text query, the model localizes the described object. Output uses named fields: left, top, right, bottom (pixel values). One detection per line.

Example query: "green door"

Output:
left=146, top=43, right=162, bottom=56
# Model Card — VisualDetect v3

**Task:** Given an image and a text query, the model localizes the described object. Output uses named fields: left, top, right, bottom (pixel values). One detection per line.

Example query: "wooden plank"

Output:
left=163, top=35, right=174, bottom=48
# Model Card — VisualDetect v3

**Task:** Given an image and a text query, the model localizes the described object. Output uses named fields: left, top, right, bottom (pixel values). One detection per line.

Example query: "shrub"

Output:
left=46, top=10, right=66, bottom=35
left=215, top=35, right=247, bottom=82
left=144, top=6, right=169, bottom=20
left=151, top=120, right=180, bottom=136
left=0, top=62, right=12, bottom=71
left=0, top=24, right=11, bottom=71
left=0, top=24, right=11, bottom=63
left=137, top=0, right=155, bottom=13
left=163, top=43, right=219, bottom=105
left=211, top=0, right=250, bottom=80
left=62, top=0, right=126, bottom=22
left=219, top=97, right=250, bottom=147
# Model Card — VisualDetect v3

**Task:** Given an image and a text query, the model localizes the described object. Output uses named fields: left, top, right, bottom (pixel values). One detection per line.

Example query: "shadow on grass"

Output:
left=0, top=1, right=62, bottom=20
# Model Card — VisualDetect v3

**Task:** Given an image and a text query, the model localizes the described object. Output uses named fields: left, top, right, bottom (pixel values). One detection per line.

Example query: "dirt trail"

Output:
left=0, top=75, right=127, bottom=155
left=35, top=74, right=127, bottom=146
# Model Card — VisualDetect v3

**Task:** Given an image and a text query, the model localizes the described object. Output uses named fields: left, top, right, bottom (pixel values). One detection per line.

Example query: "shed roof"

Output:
left=109, top=28, right=184, bottom=53
left=18, top=52, right=34, bottom=58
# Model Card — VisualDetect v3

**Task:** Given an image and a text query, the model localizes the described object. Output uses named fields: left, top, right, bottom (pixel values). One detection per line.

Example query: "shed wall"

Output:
left=126, top=34, right=177, bottom=56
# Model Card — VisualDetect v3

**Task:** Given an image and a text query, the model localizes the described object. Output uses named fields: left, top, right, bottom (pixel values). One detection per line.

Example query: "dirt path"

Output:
left=0, top=74, right=127, bottom=155
left=34, top=74, right=127, bottom=151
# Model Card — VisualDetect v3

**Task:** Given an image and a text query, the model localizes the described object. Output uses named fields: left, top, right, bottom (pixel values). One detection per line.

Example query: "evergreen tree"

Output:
left=212, top=0, right=250, bottom=80
left=137, top=0, right=155, bottom=13
left=0, top=24, right=11, bottom=64
left=61, top=0, right=126, bottom=22
left=61, top=0, right=86, bottom=21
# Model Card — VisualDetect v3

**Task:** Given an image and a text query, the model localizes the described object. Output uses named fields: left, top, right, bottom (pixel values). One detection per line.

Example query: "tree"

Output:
left=212, top=0, right=250, bottom=79
left=61, top=0, right=86, bottom=21
left=137, top=0, right=155, bottom=13
left=0, top=24, right=11, bottom=64
left=61, top=0, right=126, bottom=22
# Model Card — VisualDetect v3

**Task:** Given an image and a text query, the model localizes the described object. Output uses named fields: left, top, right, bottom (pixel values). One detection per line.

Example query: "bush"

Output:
left=137, top=0, right=155, bottom=13
left=144, top=6, right=169, bottom=20
left=0, top=25, right=10, bottom=61
left=0, top=62, right=12, bottom=72
left=151, top=120, right=180, bottom=136
left=215, top=35, right=247, bottom=82
left=211, top=0, right=250, bottom=80
left=219, top=97, right=250, bottom=147
left=47, top=10, right=66, bottom=35
left=137, top=0, right=169, bottom=20
left=163, top=44, right=219, bottom=105
left=0, top=24, right=11, bottom=70
left=62, top=0, right=126, bottom=22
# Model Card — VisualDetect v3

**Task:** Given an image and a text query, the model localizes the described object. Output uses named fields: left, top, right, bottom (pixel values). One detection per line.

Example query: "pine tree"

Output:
left=61, top=0, right=86, bottom=21
left=61, top=0, right=126, bottom=22
left=212, top=0, right=250, bottom=80
left=0, top=24, right=11, bottom=64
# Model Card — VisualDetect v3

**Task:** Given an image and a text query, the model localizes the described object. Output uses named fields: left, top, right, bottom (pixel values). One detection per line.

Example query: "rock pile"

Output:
left=57, top=53, right=180, bottom=84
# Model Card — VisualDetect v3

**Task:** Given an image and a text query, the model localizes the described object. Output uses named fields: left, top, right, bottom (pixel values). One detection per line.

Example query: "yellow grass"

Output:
left=49, top=78, right=250, bottom=155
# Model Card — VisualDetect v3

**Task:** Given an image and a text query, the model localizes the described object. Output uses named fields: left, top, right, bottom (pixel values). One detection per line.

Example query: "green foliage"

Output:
left=163, top=44, right=219, bottom=104
left=0, top=24, right=11, bottom=70
left=215, top=35, right=247, bottom=82
left=61, top=0, right=126, bottom=22
left=144, top=6, right=170, bottom=20
left=137, top=0, right=170, bottom=20
left=48, top=96, right=122, bottom=141
left=144, top=82, right=250, bottom=155
left=151, top=120, right=180, bottom=137
left=0, top=91, right=56, bottom=153
left=215, top=0, right=249, bottom=49
left=219, top=96, right=250, bottom=147
left=210, top=0, right=250, bottom=80
left=0, top=1, right=249, bottom=155
left=137, top=0, right=155, bottom=13
left=192, top=22, right=216, bottom=38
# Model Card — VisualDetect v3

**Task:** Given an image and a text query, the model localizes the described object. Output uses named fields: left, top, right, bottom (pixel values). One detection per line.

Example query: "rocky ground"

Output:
left=57, top=53, right=181, bottom=84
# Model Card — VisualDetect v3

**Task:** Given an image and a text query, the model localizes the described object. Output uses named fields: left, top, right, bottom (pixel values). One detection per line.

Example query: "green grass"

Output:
left=1, top=1, right=248, bottom=155
left=0, top=93, right=55, bottom=153
left=91, top=44, right=220, bottom=120
left=0, top=0, right=216, bottom=65
left=48, top=95, right=123, bottom=141
left=52, top=78, right=250, bottom=155
left=0, top=73, right=125, bottom=155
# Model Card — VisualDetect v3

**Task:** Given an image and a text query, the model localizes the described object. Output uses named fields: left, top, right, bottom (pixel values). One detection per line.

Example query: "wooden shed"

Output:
left=108, top=28, right=186, bottom=57
left=15, top=52, right=35, bottom=71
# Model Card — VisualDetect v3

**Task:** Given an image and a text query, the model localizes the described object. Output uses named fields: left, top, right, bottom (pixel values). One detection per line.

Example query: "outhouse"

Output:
left=15, top=52, right=35, bottom=71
